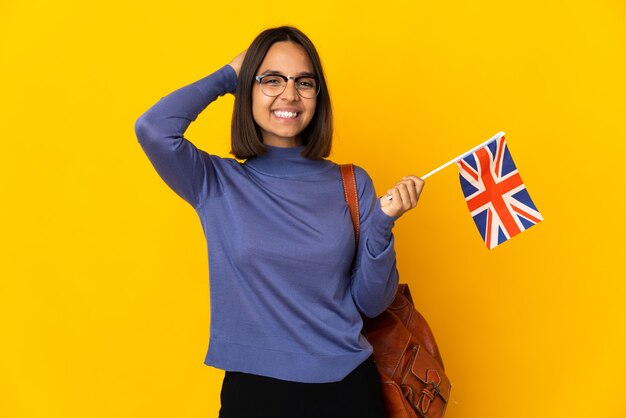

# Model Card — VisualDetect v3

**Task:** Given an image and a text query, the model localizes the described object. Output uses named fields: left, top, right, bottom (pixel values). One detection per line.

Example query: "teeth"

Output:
left=273, top=110, right=298, bottom=119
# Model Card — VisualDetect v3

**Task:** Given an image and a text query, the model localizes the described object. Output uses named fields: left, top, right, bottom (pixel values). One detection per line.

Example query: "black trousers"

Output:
left=218, top=356, right=387, bottom=418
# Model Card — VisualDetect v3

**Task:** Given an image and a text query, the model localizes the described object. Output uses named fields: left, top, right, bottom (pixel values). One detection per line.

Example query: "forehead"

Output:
left=258, top=41, right=314, bottom=74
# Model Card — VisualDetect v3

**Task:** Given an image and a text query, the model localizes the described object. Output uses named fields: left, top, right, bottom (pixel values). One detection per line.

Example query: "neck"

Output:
left=262, top=136, right=302, bottom=148
left=244, top=144, right=333, bottom=177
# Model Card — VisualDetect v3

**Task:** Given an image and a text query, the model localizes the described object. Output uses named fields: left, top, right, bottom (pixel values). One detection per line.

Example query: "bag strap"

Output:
left=340, top=164, right=360, bottom=245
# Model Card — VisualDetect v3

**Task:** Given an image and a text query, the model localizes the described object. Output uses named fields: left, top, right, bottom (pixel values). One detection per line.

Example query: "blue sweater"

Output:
left=135, top=64, right=399, bottom=383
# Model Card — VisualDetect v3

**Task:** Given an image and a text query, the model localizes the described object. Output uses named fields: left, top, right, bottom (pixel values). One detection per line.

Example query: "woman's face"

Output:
left=252, top=41, right=317, bottom=147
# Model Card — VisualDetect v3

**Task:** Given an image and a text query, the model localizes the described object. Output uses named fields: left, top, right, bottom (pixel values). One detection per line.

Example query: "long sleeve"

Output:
left=134, top=65, right=238, bottom=208
left=350, top=166, right=400, bottom=318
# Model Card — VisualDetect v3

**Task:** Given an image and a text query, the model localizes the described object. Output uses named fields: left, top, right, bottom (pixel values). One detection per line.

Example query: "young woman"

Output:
left=135, top=26, right=424, bottom=418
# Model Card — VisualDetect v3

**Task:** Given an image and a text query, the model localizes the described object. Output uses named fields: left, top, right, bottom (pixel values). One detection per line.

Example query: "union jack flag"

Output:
left=456, top=136, right=543, bottom=249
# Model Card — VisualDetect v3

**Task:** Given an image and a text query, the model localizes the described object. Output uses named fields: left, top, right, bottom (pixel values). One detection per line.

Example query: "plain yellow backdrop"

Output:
left=1, top=1, right=625, bottom=417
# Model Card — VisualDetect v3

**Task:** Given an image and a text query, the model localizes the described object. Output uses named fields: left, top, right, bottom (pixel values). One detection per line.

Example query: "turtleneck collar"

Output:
left=244, top=144, right=334, bottom=177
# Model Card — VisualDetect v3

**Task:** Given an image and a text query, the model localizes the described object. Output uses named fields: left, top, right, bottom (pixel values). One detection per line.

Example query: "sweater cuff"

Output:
left=192, top=64, right=238, bottom=98
left=365, top=199, right=397, bottom=256
left=222, top=64, right=238, bottom=94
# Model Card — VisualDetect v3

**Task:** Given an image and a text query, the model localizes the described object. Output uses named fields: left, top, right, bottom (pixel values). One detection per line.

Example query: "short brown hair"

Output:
left=231, top=26, right=333, bottom=160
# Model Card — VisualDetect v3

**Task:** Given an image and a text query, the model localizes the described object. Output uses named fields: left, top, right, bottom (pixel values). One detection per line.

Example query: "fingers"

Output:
left=228, top=49, right=248, bottom=77
left=383, top=175, right=425, bottom=218
left=404, top=175, right=425, bottom=204
left=386, top=184, right=410, bottom=209
left=390, top=176, right=424, bottom=204
left=399, top=179, right=418, bottom=206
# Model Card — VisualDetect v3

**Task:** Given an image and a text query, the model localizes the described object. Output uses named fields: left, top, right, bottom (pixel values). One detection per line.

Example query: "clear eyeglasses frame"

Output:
left=254, top=74, right=321, bottom=99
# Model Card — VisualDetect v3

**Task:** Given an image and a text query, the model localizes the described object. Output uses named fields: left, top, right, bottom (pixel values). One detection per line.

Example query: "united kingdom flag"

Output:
left=456, top=136, right=543, bottom=249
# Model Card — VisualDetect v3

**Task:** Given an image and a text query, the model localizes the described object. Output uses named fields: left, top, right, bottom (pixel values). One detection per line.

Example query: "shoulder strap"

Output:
left=340, top=164, right=360, bottom=245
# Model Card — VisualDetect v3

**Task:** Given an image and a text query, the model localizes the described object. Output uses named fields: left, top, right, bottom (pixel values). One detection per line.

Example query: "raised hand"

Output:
left=228, top=49, right=248, bottom=77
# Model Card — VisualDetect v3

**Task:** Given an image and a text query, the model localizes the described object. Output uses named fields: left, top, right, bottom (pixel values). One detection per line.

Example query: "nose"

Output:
left=279, top=78, right=300, bottom=101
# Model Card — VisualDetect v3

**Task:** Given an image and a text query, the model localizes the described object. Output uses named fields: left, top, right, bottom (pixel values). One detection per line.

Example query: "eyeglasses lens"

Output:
left=259, top=76, right=319, bottom=98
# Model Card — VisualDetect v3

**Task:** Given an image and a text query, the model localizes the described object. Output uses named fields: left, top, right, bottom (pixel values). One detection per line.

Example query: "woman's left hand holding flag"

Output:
left=379, top=175, right=425, bottom=219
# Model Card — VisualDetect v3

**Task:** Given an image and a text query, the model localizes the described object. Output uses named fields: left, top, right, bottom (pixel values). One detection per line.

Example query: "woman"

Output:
left=135, top=26, right=424, bottom=418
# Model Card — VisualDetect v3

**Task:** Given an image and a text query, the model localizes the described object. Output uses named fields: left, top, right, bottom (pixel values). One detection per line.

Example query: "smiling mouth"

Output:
left=272, top=110, right=299, bottom=119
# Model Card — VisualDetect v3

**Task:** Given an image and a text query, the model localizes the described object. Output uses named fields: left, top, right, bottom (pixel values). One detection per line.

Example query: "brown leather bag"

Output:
left=340, top=164, right=451, bottom=418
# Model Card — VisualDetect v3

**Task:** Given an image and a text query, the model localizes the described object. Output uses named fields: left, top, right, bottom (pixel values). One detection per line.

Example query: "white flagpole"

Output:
left=421, top=131, right=505, bottom=179
left=385, top=131, right=506, bottom=200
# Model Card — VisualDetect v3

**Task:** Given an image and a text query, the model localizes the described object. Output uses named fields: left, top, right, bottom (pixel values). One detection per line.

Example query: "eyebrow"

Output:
left=259, top=69, right=317, bottom=77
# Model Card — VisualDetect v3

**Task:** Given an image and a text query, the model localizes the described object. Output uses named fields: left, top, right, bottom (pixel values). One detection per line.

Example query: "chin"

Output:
left=273, top=130, right=305, bottom=140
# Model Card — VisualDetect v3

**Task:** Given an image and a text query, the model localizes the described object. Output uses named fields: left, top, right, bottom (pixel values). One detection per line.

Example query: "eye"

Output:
left=262, top=76, right=284, bottom=86
left=297, top=77, right=317, bottom=89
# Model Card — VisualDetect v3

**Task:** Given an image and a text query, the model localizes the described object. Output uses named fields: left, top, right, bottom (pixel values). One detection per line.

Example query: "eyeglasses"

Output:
left=254, top=74, right=320, bottom=99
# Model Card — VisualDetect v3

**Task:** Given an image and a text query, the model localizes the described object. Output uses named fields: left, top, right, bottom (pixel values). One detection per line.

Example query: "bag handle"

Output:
left=340, top=164, right=360, bottom=245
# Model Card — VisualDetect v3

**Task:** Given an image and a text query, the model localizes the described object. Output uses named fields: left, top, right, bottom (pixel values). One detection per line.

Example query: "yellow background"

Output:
left=1, top=1, right=625, bottom=417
